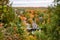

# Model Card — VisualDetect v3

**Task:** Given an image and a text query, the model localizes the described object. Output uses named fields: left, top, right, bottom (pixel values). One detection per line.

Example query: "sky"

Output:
left=10, top=0, right=54, bottom=7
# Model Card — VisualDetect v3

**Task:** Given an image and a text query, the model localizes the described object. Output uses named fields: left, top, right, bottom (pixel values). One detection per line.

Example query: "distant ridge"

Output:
left=13, top=7, right=48, bottom=13
left=13, top=7, right=48, bottom=9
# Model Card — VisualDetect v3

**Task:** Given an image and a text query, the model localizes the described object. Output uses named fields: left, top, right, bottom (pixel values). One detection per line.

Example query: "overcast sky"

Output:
left=10, top=0, right=54, bottom=7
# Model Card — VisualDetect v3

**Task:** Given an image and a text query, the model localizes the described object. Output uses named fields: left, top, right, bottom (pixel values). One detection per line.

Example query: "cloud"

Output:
left=10, top=0, right=54, bottom=7
left=10, top=0, right=54, bottom=2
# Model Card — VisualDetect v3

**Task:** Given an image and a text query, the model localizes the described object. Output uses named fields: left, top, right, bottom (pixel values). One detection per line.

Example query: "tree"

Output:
left=0, top=0, right=24, bottom=40
left=0, top=0, right=9, bottom=23
left=43, top=0, right=60, bottom=40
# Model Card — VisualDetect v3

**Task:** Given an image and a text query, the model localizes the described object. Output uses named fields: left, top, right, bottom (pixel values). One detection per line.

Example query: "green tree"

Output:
left=0, top=0, right=24, bottom=40
left=43, top=0, right=60, bottom=40
left=0, top=0, right=9, bottom=22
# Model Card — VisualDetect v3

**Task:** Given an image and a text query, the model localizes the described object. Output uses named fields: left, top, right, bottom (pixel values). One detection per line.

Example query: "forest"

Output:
left=0, top=0, right=60, bottom=40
